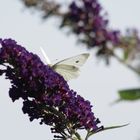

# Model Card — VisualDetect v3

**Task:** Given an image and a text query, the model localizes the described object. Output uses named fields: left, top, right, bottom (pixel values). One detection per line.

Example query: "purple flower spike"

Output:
left=61, top=0, right=121, bottom=45
left=0, top=38, right=103, bottom=139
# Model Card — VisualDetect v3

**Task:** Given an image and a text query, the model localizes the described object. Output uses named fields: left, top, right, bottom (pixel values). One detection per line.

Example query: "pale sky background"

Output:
left=0, top=0, right=140, bottom=140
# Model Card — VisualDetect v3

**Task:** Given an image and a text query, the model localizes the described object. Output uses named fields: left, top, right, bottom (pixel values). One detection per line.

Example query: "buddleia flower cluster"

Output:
left=61, top=0, right=120, bottom=45
left=60, top=0, right=122, bottom=64
left=0, top=38, right=103, bottom=140
left=21, top=0, right=140, bottom=67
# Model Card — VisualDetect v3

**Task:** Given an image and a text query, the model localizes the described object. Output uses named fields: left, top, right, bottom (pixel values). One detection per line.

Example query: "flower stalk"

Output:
left=113, top=52, right=140, bottom=75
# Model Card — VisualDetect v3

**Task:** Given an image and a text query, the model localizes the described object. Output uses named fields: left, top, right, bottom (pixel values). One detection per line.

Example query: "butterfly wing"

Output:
left=40, top=47, right=51, bottom=65
left=52, top=53, right=90, bottom=81
left=54, top=53, right=90, bottom=67
left=52, top=64, right=80, bottom=81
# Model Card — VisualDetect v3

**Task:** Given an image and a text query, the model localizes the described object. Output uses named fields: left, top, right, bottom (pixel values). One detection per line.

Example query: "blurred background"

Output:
left=0, top=0, right=140, bottom=140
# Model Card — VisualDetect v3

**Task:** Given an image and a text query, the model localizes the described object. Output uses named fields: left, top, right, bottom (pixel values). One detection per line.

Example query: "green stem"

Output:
left=85, top=134, right=89, bottom=140
left=85, top=130, right=90, bottom=140
left=69, top=127, right=82, bottom=140
left=74, top=131, right=82, bottom=140
left=113, top=53, right=140, bottom=75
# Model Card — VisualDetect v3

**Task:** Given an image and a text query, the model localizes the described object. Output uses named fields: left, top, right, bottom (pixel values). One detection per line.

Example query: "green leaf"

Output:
left=102, top=123, right=129, bottom=131
left=86, top=124, right=129, bottom=138
left=118, top=88, right=140, bottom=101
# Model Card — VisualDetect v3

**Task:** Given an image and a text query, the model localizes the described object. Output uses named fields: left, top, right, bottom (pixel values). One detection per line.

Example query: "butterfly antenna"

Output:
left=40, top=47, right=51, bottom=65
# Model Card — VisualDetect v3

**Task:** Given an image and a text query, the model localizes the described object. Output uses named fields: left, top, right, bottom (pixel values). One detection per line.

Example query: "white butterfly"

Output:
left=40, top=47, right=90, bottom=81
